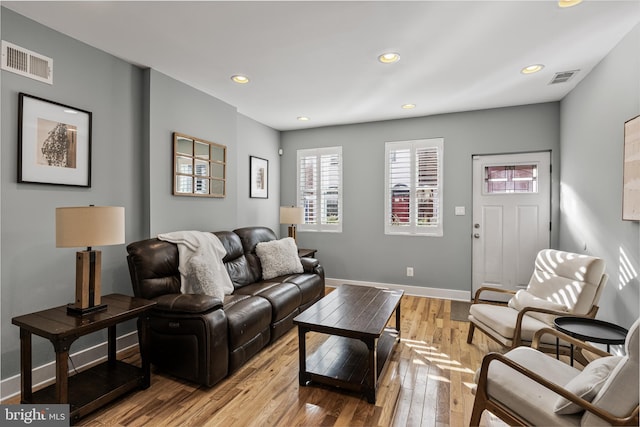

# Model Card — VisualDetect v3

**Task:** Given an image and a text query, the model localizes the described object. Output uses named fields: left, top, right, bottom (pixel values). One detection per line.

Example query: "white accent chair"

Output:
left=470, top=319, right=640, bottom=426
left=467, top=249, right=608, bottom=350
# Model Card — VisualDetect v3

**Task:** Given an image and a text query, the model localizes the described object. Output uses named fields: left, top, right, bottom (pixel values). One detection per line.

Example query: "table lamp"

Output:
left=280, top=206, right=304, bottom=241
left=56, top=206, right=125, bottom=315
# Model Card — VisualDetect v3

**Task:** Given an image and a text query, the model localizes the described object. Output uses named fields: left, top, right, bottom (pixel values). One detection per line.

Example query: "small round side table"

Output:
left=554, top=316, right=628, bottom=366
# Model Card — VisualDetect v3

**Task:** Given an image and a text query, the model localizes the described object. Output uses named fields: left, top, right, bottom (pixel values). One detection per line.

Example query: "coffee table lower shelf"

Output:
left=300, top=327, right=398, bottom=402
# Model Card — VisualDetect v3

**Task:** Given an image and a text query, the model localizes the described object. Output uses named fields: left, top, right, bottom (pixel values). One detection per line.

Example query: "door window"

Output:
left=484, top=164, right=537, bottom=194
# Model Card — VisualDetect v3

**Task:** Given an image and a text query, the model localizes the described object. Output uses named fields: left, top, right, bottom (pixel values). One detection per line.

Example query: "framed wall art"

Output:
left=250, top=156, right=268, bottom=198
left=18, top=93, right=92, bottom=187
left=173, top=132, right=227, bottom=198
left=623, top=114, right=640, bottom=220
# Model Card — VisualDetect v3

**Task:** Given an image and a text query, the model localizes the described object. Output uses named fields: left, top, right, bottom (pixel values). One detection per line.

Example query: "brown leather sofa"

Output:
left=126, top=226, right=325, bottom=387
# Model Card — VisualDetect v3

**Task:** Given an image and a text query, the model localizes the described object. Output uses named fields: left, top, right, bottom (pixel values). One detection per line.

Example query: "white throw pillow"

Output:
left=187, top=255, right=230, bottom=301
left=255, top=237, right=304, bottom=280
left=554, top=356, right=623, bottom=415
left=508, top=290, right=568, bottom=324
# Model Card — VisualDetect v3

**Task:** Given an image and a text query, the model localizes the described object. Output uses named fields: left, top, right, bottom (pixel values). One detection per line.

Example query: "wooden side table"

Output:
left=12, top=294, right=156, bottom=424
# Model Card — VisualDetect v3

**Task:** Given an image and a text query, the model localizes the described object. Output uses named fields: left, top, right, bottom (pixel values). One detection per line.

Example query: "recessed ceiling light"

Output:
left=378, top=52, right=400, bottom=64
left=231, top=75, right=250, bottom=84
left=521, top=64, right=544, bottom=74
left=401, top=104, right=416, bottom=109
left=297, top=116, right=310, bottom=121
left=558, top=0, right=583, bottom=8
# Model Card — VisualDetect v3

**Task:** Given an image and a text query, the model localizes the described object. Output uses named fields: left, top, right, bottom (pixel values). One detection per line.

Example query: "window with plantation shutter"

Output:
left=385, top=138, right=443, bottom=236
left=297, top=146, right=342, bottom=232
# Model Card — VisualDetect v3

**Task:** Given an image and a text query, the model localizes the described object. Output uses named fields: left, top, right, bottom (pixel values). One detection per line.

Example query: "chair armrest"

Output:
left=531, top=327, right=612, bottom=358
left=472, top=286, right=516, bottom=304
left=153, top=293, right=223, bottom=314
left=475, top=352, right=639, bottom=426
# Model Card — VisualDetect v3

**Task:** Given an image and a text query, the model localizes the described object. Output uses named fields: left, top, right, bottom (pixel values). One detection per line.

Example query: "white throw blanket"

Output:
left=157, top=231, right=234, bottom=298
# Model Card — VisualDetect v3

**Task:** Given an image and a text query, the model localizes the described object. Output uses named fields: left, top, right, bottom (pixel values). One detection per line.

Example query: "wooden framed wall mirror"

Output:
left=173, top=132, right=226, bottom=197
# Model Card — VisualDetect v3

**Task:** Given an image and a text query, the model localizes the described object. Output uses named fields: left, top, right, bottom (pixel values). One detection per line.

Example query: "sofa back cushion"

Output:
left=127, top=227, right=280, bottom=296
left=126, top=238, right=181, bottom=300
left=233, top=227, right=277, bottom=286
left=214, top=230, right=256, bottom=288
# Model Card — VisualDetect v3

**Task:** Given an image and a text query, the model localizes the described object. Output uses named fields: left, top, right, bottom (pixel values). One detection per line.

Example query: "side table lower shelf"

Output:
left=12, top=294, right=156, bottom=425
left=25, top=361, right=143, bottom=420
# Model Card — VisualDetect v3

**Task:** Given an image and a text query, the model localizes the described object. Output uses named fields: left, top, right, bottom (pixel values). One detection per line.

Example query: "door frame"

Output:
left=471, top=150, right=552, bottom=298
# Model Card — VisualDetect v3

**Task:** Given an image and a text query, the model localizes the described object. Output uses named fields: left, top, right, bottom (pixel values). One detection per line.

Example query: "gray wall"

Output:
left=236, top=114, right=281, bottom=233
left=0, top=8, right=281, bottom=382
left=281, top=103, right=561, bottom=293
left=1, top=8, right=145, bottom=376
left=145, top=72, right=282, bottom=236
left=147, top=69, right=238, bottom=235
left=559, top=24, right=640, bottom=329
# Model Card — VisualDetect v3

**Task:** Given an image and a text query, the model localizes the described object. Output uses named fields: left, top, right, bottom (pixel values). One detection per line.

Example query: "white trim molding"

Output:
left=325, top=278, right=471, bottom=301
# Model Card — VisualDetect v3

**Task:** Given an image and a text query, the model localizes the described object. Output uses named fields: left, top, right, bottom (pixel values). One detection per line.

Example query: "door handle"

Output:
left=474, top=233, right=480, bottom=238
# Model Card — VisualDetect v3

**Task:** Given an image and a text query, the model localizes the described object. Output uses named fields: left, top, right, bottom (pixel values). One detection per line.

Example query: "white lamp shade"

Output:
left=56, top=206, right=125, bottom=248
left=280, top=206, right=304, bottom=225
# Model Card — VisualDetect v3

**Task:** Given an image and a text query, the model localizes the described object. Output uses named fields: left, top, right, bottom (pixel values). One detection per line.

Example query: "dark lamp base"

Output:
left=67, top=303, right=108, bottom=316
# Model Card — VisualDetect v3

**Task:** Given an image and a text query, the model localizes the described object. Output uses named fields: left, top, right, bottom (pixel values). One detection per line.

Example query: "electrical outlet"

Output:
left=406, top=267, right=414, bottom=277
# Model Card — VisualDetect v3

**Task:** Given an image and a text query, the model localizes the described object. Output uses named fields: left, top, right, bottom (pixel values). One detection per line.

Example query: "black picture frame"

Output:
left=250, top=156, right=268, bottom=198
left=18, top=93, right=92, bottom=187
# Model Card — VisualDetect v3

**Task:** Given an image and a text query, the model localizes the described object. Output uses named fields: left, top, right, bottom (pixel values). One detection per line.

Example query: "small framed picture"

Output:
left=250, top=156, right=268, bottom=198
left=18, top=93, right=92, bottom=187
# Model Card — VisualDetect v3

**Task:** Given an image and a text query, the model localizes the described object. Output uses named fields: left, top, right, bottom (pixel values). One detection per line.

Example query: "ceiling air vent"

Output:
left=1, top=40, right=53, bottom=84
left=549, top=70, right=579, bottom=85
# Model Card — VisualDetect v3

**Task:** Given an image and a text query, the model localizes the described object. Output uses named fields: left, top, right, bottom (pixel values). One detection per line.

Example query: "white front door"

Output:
left=471, top=152, right=551, bottom=298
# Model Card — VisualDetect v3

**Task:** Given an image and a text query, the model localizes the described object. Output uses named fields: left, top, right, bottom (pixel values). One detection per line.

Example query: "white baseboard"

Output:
left=1, top=331, right=139, bottom=402
left=325, top=278, right=471, bottom=301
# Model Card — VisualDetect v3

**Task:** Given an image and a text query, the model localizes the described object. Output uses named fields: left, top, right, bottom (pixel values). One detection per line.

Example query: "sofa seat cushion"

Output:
left=223, top=294, right=272, bottom=350
left=234, top=281, right=302, bottom=323
left=486, top=347, right=582, bottom=426
left=281, top=274, right=324, bottom=306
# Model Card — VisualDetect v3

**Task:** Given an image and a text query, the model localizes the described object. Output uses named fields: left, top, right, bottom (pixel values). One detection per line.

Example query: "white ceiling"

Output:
left=3, top=1, right=639, bottom=131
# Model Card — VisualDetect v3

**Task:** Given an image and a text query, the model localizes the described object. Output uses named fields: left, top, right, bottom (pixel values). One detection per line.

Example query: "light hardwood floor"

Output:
left=10, top=295, right=506, bottom=426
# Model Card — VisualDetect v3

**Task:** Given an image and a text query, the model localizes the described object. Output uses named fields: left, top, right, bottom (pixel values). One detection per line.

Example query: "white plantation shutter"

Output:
left=297, top=146, right=342, bottom=232
left=385, top=138, right=443, bottom=236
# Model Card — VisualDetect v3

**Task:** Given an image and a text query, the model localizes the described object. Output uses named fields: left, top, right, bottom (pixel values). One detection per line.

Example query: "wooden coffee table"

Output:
left=293, top=284, right=403, bottom=403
